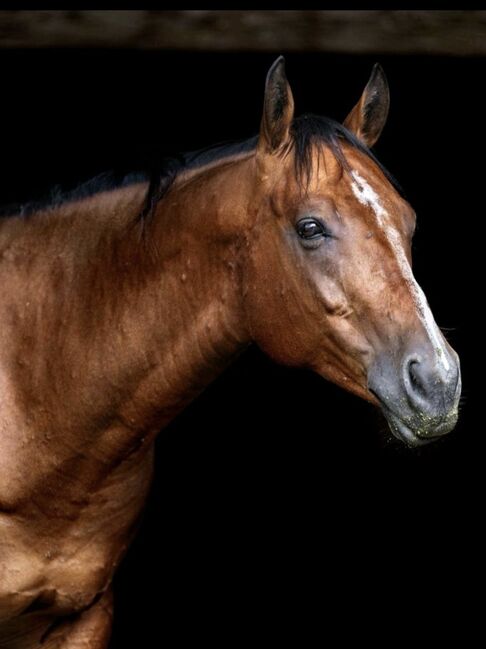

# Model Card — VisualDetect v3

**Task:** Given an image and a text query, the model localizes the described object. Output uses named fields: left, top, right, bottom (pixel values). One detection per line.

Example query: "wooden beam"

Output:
left=1, top=10, right=486, bottom=56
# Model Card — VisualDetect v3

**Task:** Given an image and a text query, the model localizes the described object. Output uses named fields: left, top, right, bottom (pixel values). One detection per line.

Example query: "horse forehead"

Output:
left=345, top=149, right=400, bottom=197
left=312, top=163, right=399, bottom=219
left=295, top=147, right=390, bottom=198
left=302, top=146, right=347, bottom=189
left=271, top=146, right=405, bottom=221
left=355, top=174, right=408, bottom=224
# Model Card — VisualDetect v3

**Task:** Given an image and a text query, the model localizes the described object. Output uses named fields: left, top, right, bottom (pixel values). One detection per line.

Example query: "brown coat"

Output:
left=0, top=58, right=460, bottom=647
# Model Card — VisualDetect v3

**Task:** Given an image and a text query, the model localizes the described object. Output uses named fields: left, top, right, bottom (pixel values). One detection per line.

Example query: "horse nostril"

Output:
left=405, top=356, right=428, bottom=400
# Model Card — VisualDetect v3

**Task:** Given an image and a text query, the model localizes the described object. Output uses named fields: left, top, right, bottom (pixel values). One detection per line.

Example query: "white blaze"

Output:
left=350, top=170, right=450, bottom=372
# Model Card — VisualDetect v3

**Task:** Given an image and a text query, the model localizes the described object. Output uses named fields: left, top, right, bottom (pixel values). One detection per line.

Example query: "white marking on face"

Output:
left=350, top=170, right=450, bottom=373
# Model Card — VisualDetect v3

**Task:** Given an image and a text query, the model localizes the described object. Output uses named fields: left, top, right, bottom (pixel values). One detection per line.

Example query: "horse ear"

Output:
left=258, top=56, right=295, bottom=154
left=343, top=63, right=389, bottom=148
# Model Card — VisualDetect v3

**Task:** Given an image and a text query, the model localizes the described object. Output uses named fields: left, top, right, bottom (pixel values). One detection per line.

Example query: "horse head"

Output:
left=243, top=57, right=461, bottom=446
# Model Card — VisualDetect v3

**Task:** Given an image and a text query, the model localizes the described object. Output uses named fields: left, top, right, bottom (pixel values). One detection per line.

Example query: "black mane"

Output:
left=0, top=114, right=401, bottom=221
left=0, top=170, right=149, bottom=219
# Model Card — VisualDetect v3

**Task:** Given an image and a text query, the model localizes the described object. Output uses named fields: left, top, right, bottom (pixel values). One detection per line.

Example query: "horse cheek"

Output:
left=243, top=233, right=314, bottom=367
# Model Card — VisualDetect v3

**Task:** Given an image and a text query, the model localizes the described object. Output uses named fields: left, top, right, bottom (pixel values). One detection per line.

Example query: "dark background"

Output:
left=0, top=48, right=481, bottom=640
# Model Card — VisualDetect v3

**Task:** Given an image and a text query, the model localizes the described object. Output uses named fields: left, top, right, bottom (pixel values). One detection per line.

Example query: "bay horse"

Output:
left=0, top=57, right=461, bottom=647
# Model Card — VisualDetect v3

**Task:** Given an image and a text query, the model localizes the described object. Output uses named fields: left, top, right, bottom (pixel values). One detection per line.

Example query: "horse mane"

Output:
left=0, top=170, right=149, bottom=220
left=0, top=114, right=401, bottom=222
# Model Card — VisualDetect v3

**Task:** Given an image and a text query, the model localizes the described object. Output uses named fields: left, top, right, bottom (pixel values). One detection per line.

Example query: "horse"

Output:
left=0, top=56, right=461, bottom=647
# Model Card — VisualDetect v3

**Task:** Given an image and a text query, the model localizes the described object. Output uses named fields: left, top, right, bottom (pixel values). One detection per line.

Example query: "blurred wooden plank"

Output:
left=1, top=10, right=486, bottom=56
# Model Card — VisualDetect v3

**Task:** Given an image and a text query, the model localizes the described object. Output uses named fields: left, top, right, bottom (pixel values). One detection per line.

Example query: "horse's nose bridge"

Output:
left=385, top=254, right=455, bottom=379
left=363, top=255, right=423, bottom=336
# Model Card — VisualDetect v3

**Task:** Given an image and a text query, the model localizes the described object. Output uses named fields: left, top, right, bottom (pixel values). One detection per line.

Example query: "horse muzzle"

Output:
left=368, top=345, right=462, bottom=447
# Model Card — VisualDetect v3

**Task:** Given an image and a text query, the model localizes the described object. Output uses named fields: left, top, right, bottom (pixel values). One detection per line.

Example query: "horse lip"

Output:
left=383, top=409, right=437, bottom=448
left=368, top=391, right=442, bottom=447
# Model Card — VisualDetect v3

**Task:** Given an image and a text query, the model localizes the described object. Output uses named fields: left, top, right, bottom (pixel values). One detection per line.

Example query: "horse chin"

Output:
left=385, top=414, right=436, bottom=447
left=381, top=408, right=458, bottom=448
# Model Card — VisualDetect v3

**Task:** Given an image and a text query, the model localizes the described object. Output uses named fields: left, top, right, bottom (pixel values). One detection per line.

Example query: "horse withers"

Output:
left=0, top=58, right=460, bottom=647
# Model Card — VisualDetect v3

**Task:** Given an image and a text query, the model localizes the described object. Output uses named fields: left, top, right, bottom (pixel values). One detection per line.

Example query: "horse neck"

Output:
left=0, top=156, right=255, bottom=457
left=144, top=155, right=257, bottom=422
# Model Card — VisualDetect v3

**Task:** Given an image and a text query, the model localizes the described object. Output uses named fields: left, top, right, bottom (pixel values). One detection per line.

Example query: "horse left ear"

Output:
left=343, top=63, right=390, bottom=148
left=258, top=56, right=295, bottom=155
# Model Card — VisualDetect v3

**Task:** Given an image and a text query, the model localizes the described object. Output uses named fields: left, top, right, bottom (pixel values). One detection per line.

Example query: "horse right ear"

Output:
left=258, top=56, right=295, bottom=155
left=343, top=63, right=389, bottom=148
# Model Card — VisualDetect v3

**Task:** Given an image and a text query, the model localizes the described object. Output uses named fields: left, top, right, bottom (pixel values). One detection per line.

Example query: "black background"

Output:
left=0, top=50, right=481, bottom=640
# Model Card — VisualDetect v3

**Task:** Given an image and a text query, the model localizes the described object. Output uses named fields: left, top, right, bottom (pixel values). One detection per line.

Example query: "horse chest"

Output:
left=0, top=512, right=115, bottom=622
left=0, top=480, right=151, bottom=628
left=0, top=485, right=111, bottom=624
left=0, top=416, right=154, bottom=629
left=0, top=414, right=58, bottom=514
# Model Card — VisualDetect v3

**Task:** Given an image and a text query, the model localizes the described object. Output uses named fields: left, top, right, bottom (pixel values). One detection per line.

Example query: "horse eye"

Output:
left=296, top=218, right=328, bottom=240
